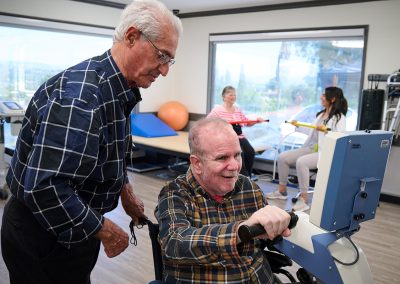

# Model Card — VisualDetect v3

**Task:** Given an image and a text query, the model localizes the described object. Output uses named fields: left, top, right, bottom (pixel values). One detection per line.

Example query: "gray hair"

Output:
left=188, top=117, right=233, bottom=157
left=221, top=85, right=236, bottom=97
left=113, top=0, right=183, bottom=42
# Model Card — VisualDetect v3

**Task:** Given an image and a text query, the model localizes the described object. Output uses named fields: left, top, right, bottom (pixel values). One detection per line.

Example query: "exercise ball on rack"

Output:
left=157, top=101, right=189, bottom=131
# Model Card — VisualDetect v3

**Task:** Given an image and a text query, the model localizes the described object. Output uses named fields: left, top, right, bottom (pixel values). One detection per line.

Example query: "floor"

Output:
left=0, top=170, right=399, bottom=284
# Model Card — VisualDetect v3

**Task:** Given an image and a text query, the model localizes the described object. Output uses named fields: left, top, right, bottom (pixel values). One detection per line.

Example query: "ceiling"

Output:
left=72, top=0, right=381, bottom=17
left=105, top=0, right=318, bottom=14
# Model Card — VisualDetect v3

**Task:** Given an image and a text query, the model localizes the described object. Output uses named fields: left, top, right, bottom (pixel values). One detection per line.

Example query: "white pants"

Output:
left=277, top=147, right=318, bottom=193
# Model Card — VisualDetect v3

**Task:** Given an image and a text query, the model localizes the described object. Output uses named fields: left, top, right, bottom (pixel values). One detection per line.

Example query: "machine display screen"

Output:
left=3, top=102, right=22, bottom=110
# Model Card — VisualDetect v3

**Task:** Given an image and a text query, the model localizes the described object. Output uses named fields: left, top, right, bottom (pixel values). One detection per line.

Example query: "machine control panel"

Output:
left=0, top=101, right=25, bottom=117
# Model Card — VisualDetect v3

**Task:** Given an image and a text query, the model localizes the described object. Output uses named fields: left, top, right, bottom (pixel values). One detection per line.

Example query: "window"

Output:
left=208, top=27, right=366, bottom=159
left=0, top=15, right=113, bottom=108
left=0, top=15, right=113, bottom=147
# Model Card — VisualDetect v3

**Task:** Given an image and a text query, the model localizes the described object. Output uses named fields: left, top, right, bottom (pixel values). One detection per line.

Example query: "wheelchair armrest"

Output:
left=264, top=250, right=293, bottom=271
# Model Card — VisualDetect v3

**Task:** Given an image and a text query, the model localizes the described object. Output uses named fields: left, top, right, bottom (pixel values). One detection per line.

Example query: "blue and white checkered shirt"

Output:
left=6, top=50, right=142, bottom=247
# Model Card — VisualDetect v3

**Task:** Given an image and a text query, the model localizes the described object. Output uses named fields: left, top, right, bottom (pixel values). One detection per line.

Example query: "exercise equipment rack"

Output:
left=381, top=70, right=400, bottom=143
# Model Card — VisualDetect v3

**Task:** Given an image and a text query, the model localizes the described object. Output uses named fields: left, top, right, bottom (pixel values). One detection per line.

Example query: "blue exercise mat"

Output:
left=131, top=113, right=177, bottom=137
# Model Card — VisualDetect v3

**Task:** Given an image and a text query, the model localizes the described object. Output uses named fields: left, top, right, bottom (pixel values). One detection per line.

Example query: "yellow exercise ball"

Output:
left=158, top=101, right=189, bottom=131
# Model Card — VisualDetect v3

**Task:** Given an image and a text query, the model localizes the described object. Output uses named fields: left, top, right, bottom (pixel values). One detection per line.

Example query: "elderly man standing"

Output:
left=1, top=1, right=182, bottom=283
left=156, top=117, right=291, bottom=284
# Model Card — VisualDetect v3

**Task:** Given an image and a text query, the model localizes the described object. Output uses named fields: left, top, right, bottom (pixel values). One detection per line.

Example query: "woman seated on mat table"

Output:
left=266, top=86, right=348, bottom=212
left=207, top=85, right=264, bottom=178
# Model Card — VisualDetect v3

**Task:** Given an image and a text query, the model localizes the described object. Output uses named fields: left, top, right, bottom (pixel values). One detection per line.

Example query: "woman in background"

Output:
left=266, top=86, right=348, bottom=212
left=208, top=86, right=263, bottom=177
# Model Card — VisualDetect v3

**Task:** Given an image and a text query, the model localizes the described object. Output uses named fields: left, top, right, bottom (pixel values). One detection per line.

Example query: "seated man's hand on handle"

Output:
left=95, top=218, right=129, bottom=258
left=238, top=206, right=297, bottom=242
left=121, top=182, right=146, bottom=225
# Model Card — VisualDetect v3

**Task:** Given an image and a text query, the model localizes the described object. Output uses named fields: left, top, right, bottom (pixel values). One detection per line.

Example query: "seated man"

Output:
left=155, top=117, right=291, bottom=284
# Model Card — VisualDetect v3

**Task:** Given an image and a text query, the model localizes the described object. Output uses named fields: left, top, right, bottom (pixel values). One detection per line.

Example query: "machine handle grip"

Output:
left=238, top=212, right=298, bottom=243
left=284, top=120, right=331, bottom=131
left=229, top=119, right=269, bottom=125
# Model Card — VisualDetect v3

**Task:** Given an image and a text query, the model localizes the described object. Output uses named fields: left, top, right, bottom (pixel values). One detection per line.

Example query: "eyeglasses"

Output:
left=141, top=33, right=175, bottom=66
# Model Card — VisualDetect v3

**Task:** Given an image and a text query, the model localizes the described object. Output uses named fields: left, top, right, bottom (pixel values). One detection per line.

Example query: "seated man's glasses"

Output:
left=141, top=33, right=175, bottom=66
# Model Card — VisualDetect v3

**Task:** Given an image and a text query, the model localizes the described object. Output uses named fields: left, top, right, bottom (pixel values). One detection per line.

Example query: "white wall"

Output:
left=1, top=0, right=399, bottom=196
left=382, top=146, right=400, bottom=197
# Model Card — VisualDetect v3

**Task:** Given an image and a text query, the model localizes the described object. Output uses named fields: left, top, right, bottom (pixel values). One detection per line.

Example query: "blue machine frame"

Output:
left=275, top=130, right=392, bottom=284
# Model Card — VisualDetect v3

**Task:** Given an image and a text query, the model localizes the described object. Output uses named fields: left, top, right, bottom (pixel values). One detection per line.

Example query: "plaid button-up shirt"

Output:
left=156, top=169, right=273, bottom=284
left=6, top=50, right=141, bottom=247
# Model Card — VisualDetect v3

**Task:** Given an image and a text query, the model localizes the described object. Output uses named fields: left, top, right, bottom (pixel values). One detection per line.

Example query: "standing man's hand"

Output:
left=121, top=182, right=146, bottom=225
left=95, top=218, right=129, bottom=258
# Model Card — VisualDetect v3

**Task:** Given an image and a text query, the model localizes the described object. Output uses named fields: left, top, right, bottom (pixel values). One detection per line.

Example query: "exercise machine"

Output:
left=240, top=129, right=392, bottom=283
left=381, top=70, right=400, bottom=141
left=0, top=101, right=25, bottom=199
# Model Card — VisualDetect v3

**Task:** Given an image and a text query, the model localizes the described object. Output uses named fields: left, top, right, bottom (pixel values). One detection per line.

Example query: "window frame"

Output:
left=0, top=14, right=116, bottom=108
left=0, top=14, right=118, bottom=146
left=0, top=13, right=114, bottom=37
left=207, top=25, right=368, bottom=116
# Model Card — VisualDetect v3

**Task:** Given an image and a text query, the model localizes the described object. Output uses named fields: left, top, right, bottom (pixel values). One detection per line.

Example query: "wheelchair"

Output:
left=131, top=219, right=319, bottom=284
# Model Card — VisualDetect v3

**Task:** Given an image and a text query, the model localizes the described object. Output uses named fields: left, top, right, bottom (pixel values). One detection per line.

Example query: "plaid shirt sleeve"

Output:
left=6, top=50, right=140, bottom=248
left=23, top=92, right=103, bottom=247
left=155, top=174, right=273, bottom=283
left=156, top=174, right=265, bottom=264
left=157, top=188, right=243, bottom=265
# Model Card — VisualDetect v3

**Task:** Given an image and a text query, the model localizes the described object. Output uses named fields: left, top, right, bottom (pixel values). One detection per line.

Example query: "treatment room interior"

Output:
left=0, top=0, right=400, bottom=283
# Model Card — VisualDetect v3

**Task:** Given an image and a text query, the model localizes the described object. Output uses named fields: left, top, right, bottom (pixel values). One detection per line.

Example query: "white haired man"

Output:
left=1, top=1, right=182, bottom=283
